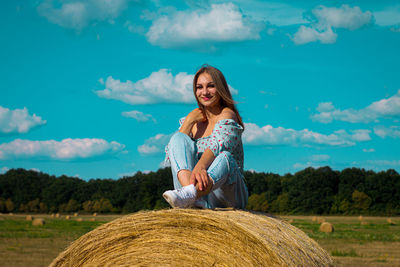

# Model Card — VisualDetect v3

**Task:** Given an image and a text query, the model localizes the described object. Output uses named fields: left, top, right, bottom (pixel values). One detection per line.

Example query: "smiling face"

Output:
left=195, top=72, right=221, bottom=109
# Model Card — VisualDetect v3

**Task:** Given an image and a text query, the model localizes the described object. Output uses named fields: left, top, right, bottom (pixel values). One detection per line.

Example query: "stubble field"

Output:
left=0, top=213, right=399, bottom=267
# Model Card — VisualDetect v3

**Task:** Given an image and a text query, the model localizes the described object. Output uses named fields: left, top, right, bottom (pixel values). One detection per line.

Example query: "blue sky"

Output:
left=1, top=0, right=400, bottom=180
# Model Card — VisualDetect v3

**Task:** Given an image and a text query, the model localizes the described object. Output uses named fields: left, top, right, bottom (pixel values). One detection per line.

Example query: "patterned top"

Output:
left=165, top=117, right=244, bottom=173
left=184, top=118, right=244, bottom=171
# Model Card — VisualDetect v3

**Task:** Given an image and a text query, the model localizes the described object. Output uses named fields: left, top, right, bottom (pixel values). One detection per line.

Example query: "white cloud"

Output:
left=0, top=138, right=125, bottom=160
left=122, top=110, right=156, bottom=122
left=391, top=26, right=400, bottom=32
left=242, top=122, right=370, bottom=147
left=311, top=90, right=400, bottom=123
left=225, top=1, right=307, bottom=26
left=146, top=3, right=263, bottom=49
left=95, top=68, right=238, bottom=105
left=367, top=159, right=400, bottom=167
left=311, top=5, right=372, bottom=30
left=292, top=4, right=372, bottom=45
left=363, top=148, right=375, bottom=153
left=138, top=133, right=173, bottom=155
left=292, top=25, right=337, bottom=45
left=373, top=5, right=400, bottom=27
left=124, top=20, right=146, bottom=34
left=293, top=154, right=330, bottom=171
left=37, top=0, right=132, bottom=30
left=293, top=163, right=321, bottom=170
left=0, top=106, right=46, bottom=134
left=310, top=154, right=330, bottom=162
left=374, top=125, right=400, bottom=139
left=95, top=69, right=195, bottom=104
left=0, top=167, right=9, bottom=174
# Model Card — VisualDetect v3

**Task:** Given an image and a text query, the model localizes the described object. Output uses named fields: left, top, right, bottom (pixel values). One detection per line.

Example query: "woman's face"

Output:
left=195, top=72, right=221, bottom=109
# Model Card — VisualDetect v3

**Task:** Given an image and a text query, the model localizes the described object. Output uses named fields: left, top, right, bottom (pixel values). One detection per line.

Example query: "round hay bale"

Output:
left=76, top=218, right=83, bottom=222
left=89, top=218, right=96, bottom=222
left=32, top=218, right=45, bottom=226
left=50, top=209, right=334, bottom=267
left=312, top=216, right=317, bottom=222
left=387, top=218, right=396, bottom=225
left=51, top=213, right=55, bottom=218
left=74, top=213, right=78, bottom=217
left=358, top=215, right=363, bottom=221
left=26, top=215, right=33, bottom=221
left=317, top=217, right=325, bottom=223
left=65, top=215, right=70, bottom=220
left=319, top=222, right=334, bottom=233
left=55, top=213, right=60, bottom=218
left=93, top=213, right=97, bottom=217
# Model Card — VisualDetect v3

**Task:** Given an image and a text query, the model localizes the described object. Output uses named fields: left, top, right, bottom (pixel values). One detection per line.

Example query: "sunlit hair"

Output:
left=193, top=64, right=244, bottom=128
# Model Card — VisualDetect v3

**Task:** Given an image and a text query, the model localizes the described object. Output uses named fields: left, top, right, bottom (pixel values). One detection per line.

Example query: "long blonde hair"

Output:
left=193, top=65, right=244, bottom=128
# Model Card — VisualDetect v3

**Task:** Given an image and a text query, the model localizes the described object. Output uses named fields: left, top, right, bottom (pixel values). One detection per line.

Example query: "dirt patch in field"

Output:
left=0, top=237, right=73, bottom=267
left=317, top=240, right=400, bottom=267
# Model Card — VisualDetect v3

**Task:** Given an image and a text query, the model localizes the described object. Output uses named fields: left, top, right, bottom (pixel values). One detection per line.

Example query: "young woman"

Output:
left=163, top=65, right=248, bottom=209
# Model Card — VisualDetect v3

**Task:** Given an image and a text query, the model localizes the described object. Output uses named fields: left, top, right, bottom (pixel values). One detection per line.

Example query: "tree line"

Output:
left=0, top=167, right=399, bottom=215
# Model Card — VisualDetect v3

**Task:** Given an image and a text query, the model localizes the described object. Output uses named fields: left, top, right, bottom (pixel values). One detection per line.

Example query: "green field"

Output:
left=0, top=213, right=399, bottom=267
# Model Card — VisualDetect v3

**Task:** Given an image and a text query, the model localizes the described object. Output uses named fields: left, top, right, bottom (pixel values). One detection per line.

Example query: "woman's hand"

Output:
left=186, top=108, right=207, bottom=124
left=179, top=108, right=206, bottom=136
left=189, top=165, right=210, bottom=191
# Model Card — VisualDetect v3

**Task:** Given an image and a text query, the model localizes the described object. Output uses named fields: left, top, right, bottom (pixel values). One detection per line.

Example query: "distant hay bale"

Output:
left=93, top=213, right=97, bottom=217
left=32, top=218, right=45, bottom=226
left=387, top=218, right=396, bottom=225
left=319, top=222, right=334, bottom=233
left=51, top=209, right=335, bottom=267
left=65, top=215, right=70, bottom=220
left=51, top=213, right=55, bottom=218
left=55, top=213, right=60, bottom=218
left=358, top=215, right=363, bottom=221
left=26, top=215, right=33, bottom=221
left=76, top=218, right=83, bottom=222
left=74, top=213, right=78, bottom=217
left=317, top=217, right=326, bottom=223
left=89, top=218, right=96, bottom=222
left=312, top=216, right=317, bottom=222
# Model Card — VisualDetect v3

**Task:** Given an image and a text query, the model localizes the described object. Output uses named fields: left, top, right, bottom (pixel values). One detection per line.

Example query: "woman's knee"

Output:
left=169, top=132, right=191, bottom=145
left=168, top=132, right=189, bottom=150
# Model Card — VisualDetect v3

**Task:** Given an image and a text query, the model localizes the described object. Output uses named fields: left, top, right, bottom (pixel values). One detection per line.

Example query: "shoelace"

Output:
left=176, top=187, right=193, bottom=200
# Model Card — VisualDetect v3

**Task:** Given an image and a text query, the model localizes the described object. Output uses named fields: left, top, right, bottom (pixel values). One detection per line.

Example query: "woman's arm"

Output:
left=189, top=148, right=215, bottom=191
left=179, top=108, right=206, bottom=136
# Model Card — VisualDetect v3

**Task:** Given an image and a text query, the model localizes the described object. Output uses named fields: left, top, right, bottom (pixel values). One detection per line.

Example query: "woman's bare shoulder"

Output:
left=219, top=107, right=237, bottom=122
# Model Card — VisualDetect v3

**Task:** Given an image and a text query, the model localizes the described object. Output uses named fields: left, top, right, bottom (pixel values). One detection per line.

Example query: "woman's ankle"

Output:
left=195, top=177, right=213, bottom=198
left=177, top=169, right=191, bottom=186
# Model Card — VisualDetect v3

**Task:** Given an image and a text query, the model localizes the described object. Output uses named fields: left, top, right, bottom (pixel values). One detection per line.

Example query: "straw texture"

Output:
left=50, top=209, right=335, bottom=267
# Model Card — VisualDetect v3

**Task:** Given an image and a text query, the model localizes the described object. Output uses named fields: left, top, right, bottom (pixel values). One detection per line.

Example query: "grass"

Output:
left=1, top=214, right=400, bottom=267
left=0, top=217, right=104, bottom=239
left=291, top=220, right=400, bottom=242
left=331, top=248, right=358, bottom=257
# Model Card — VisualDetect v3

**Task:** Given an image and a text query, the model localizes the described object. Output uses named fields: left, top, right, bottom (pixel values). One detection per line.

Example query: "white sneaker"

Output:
left=163, top=184, right=197, bottom=208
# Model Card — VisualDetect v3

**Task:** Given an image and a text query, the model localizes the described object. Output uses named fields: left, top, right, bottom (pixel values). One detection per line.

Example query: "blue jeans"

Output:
left=167, top=132, right=248, bottom=209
